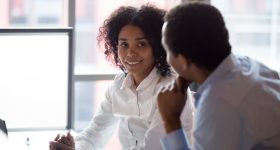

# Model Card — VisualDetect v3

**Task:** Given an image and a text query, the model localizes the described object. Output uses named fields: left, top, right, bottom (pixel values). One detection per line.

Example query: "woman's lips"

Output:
left=125, top=60, right=143, bottom=65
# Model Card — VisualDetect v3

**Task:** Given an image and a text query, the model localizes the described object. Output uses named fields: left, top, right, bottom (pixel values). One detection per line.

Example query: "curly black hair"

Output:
left=164, top=3, right=231, bottom=71
left=97, top=4, right=171, bottom=77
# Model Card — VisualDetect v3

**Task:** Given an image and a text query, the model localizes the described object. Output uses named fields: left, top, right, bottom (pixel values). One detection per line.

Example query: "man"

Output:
left=158, top=2, right=280, bottom=150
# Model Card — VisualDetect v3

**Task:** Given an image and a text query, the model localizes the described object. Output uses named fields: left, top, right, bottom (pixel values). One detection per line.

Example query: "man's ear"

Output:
left=177, top=54, right=190, bottom=71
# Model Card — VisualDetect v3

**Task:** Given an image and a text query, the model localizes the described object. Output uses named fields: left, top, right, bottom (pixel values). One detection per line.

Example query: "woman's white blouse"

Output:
left=74, top=68, right=194, bottom=150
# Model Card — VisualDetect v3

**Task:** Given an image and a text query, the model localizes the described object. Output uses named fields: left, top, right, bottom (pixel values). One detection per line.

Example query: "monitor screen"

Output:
left=0, top=28, right=72, bottom=130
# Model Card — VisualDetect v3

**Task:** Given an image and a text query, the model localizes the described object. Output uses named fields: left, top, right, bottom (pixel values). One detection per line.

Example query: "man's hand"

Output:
left=157, top=76, right=190, bottom=133
left=49, top=131, right=75, bottom=150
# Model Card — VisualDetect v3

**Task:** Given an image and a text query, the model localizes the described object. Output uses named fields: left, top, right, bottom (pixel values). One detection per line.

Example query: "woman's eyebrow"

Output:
left=118, top=37, right=147, bottom=41
left=135, top=37, right=147, bottom=40
left=118, top=38, right=127, bottom=41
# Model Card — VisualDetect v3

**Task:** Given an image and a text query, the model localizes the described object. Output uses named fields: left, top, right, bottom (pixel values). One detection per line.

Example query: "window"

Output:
left=0, top=29, right=72, bottom=130
left=0, top=0, right=68, bottom=27
left=212, top=0, right=280, bottom=71
left=0, top=1, right=70, bottom=149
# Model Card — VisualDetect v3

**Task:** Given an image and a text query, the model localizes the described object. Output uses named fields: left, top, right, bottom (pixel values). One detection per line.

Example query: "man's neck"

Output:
left=191, top=67, right=211, bottom=85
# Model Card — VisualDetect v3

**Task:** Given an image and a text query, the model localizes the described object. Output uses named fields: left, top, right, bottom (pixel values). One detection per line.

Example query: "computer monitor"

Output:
left=0, top=28, right=73, bottom=130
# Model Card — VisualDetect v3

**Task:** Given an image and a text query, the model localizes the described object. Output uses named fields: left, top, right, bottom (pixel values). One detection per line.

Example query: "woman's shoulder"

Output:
left=158, top=71, right=177, bottom=84
left=109, top=71, right=126, bottom=88
left=113, top=71, right=126, bottom=81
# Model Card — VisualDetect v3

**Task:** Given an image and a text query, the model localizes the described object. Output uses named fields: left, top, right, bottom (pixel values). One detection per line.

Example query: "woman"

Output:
left=49, top=4, right=194, bottom=150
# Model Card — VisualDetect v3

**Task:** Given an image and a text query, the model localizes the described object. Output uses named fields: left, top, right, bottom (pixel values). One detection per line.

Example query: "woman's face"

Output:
left=118, top=24, right=154, bottom=80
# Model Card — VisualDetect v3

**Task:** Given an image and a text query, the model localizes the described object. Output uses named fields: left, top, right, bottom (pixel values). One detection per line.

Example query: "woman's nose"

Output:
left=127, top=47, right=137, bottom=57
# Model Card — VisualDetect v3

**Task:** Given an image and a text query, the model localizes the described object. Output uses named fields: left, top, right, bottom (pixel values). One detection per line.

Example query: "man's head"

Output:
left=162, top=3, right=231, bottom=75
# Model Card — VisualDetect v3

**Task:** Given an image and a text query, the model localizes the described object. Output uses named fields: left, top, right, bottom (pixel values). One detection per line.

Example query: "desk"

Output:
left=8, top=130, right=76, bottom=150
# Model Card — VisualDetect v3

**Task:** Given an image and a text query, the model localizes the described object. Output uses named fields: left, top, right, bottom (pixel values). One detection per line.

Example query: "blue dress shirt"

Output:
left=161, top=54, right=280, bottom=150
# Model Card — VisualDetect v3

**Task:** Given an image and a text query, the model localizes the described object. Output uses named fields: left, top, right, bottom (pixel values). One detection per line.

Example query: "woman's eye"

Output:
left=118, top=42, right=128, bottom=48
left=137, top=42, right=147, bottom=47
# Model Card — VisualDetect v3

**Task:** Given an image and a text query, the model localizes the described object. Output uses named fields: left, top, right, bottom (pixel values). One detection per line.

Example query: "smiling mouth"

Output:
left=125, top=60, right=143, bottom=65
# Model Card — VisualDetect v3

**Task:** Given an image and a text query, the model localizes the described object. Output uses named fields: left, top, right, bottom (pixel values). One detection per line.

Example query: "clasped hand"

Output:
left=49, top=131, right=75, bottom=150
left=157, top=76, right=190, bottom=133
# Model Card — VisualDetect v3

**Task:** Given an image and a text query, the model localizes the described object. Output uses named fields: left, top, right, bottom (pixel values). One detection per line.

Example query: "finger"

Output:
left=58, top=136, right=71, bottom=146
left=69, top=135, right=75, bottom=147
left=49, top=141, right=74, bottom=150
left=159, top=86, right=167, bottom=93
left=169, top=79, right=176, bottom=91
left=54, top=134, right=60, bottom=141
left=49, top=144, right=54, bottom=150
left=67, top=131, right=70, bottom=141
left=67, top=131, right=72, bottom=141
left=67, top=131, right=75, bottom=147
left=67, top=130, right=71, bottom=138
left=166, top=80, right=175, bottom=91
left=157, top=86, right=166, bottom=102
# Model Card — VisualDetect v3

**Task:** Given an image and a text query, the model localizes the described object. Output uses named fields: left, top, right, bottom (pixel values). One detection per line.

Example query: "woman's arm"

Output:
left=74, top=86, right=120, bottom=149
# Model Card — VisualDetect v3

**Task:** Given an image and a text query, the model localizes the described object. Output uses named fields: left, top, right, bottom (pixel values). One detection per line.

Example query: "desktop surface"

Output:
left=7, top=129, right=76, bottom=150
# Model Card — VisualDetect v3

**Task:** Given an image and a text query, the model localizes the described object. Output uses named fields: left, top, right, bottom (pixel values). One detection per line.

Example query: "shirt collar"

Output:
left=120, top=67, right=160, bottom=91
left=196, top=53, right=236, bottom=96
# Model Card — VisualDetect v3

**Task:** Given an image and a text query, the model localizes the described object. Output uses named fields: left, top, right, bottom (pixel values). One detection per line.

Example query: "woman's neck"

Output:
left=131, top=68, right=154, bottom=88
left=132, top=73, right=147, bottom=88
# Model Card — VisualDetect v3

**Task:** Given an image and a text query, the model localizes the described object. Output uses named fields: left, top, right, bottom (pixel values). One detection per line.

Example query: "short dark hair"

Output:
left=164, top=3, right=231, bottom=71
left=98, top=4, right=171, bottom=77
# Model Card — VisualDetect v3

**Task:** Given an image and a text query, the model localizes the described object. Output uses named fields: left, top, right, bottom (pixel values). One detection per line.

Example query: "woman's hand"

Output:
left=49, top=131, right=75, bottom=150
left=157, top=76, right=190, bottom=133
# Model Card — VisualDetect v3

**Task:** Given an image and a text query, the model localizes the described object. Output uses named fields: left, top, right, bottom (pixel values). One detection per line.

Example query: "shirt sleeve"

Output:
left=161, top=129, right=191, bottom=150
left=181, top=88, right=195, bottom=143
left=74, top=85, right=120, bottom=150
left=140, top=109, right=166, bottom=150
